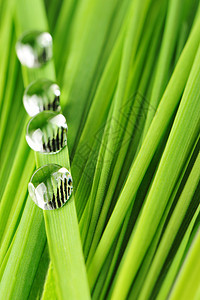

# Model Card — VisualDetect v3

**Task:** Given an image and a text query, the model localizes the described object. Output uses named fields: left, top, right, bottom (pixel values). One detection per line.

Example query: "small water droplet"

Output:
left=28, top=164, right=73, bottom=210
left=23, top=79, right=61, bottom=116
left=26, top=111, right=68, bottom=153
left=16, top=31, right=53, bottom=68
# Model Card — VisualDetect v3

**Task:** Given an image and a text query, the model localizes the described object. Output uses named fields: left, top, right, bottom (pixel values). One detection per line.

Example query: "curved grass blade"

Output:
left=110, top=43, right=200, bottom=299
left=169, top=228, right=200, bottom=300
left=87, top=16, right=200, bottom=290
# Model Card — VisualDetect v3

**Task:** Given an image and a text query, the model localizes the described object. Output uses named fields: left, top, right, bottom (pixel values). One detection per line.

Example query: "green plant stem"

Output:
left=62, top=0, right=126, bottom=153
left=71, top=23, right=125, bottom=187
left=36, top=148, right=90, bottom=300
left=1, top=1, right=89, bottom=299
left=138, top=151, right=200, bottom=300
left=41, top=261, right=58, bottom=300
left=0, top=84, right=25, bottom=196
left=142, top=0, right=183, bottom=137
left=86, top=5, right=164, bottom=262
left=0, top=132, right=29, bottom=241
left=80, top=101, right=114, bottom=246
left=110, top=43, right=200, bottom=299
left=0, top=199, right=46, bottom=300
left=0, top=0, right=15, bottom=110
left=87, top=16, right=200, bottom=290
left=0, top=152, right=35, bottom=266
left=28, top=243, right=50, bottom=300
left=0, top=41, right=18, bottom=149
left=83, top=0, right=152, bottom=260
left=156, top=205, right=200, bottom=300
left=169, top=228, right=200, bottom=300
left=127, top=136, right=200, bottom=299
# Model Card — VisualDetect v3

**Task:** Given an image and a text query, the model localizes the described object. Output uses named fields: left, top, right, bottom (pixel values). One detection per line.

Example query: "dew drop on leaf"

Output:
left=28, top=164, right=73, bottom=210
left=23, top=79, right=61, bottom=116
left=26, top=111, right=68, bottom=153
left=16, top=31, right=53, bottom=68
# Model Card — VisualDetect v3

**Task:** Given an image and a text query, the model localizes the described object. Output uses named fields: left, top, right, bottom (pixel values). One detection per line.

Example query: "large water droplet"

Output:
left=26, top=111, right=68, bottom=153
left=28, top=164, right=73, bottom=210
left=23, top=79, right=61, bottom=116
left=16, top=31, right=53, bottom=68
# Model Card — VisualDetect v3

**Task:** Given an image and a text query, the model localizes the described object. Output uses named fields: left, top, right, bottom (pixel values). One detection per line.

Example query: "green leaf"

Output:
left=88, top=15, right=200, bottom=291
left=169, top=228, right=200, bottom=300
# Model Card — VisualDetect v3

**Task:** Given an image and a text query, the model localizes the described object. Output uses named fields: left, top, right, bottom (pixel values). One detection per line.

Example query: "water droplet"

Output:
left=23, top=79, right=61, bottom=116
left=16, top=31, right=53, bottom=68
left=28, top=164, right=73, bottom=210
left=26, top=111, right=68, bottom=153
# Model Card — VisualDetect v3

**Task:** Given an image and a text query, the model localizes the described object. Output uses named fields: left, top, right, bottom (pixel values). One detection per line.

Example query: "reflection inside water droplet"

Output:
left=26, top=111, right=68, bottom=153
left=16, top=31, right=53, bottom=68
left=28, top=164, right=73, bottom=210
left=23, top=79, right=61, bottom=116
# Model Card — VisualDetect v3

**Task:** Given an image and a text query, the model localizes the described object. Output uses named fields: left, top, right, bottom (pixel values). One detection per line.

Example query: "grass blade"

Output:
left=88, top=16, right=200, bottom=289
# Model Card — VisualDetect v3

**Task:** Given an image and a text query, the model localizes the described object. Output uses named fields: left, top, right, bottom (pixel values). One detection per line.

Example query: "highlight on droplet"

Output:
left=23, top=79, right=61, bottom=116
left=28, top=164, right=73, bottom=210
left=16, top=31, right=53, bottom=68
left=26, top=111, right=68, bottom=153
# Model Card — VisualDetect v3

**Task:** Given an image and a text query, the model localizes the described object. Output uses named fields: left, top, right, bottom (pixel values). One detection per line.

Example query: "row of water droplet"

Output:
left=16, top=31, right=73, bottom=210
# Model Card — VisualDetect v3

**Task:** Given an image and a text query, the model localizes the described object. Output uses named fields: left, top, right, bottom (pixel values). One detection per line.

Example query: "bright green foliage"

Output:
left=0, top=0, right=199, bottom=299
